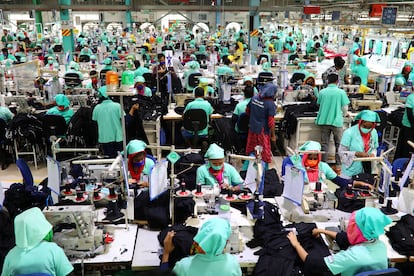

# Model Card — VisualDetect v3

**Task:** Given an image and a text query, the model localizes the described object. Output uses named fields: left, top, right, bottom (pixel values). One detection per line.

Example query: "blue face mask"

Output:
left=133, top=160, right=145, bottom=167
left=137, top=84, right=144, bottom=90
left=360, top=127, right=372, bottom=134
left=210, top=164, right=223, bottom=170
left=160, top=61, right=165, bottom=65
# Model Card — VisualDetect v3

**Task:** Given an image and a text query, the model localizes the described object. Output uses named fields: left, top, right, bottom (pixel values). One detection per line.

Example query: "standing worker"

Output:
left=315, top=74, right=350, bottom=165
left=92, top=86, right=123, bottom=158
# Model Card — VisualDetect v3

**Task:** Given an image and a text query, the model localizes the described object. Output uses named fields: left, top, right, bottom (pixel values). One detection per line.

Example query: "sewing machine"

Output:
left=351, top=94, right=383, bottom=111
left=43, top=205, right=104, bottom=257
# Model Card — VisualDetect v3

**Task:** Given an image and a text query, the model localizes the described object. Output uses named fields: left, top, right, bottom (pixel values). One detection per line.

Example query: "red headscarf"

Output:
left=128, top=152, right=146, bottom=181
left=358, top=120, right=376, bottom=153
left=302, top=153, right=321, bottom=182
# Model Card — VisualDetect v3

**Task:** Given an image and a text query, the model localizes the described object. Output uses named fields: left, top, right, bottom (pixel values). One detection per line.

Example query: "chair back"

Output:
left=0, top=118, right=6, bottom=144
left=354, top=268, right=402, bottom=276
left=142, top=72, right=157, bottom=91
left=290, top=73, right=306, bottom=84
left=257, top=54, right=271, bottom=65
left=237, top=112, right=250, bottom=133
left=16, top=158, right=34, bottom=187
left=188, top=72, right=202, bottom=89
left=100, top=69, right=110, bottom=85
left=53, top=45, right=62, bottom=52
left=183, top=108, right=208, bottom=146
left=78, top=55, right=90, bottom=63
left=257, top=72, right=274, bottom=84
left=392, top=158, right=410, bottom=176
left=64, top=72, right=82, bottom=88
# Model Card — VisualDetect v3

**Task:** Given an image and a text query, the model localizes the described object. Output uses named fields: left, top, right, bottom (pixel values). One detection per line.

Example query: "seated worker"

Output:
left=260, top=61, right=272, bottom=73
left=2, top=207, right=74, bottom=276
left=181, top=87, right=214, bottom=146
left=287, top=207, right=392, bottom=276
left=90, top=54, right=98, bottom=69
left=102, top=57, right=116, bottom=72
left=0, top=47, right=17, bottom=63
left=393, top=77, right=405, bottom=92
left=339, top=110, right=380, bottom=179
left=351, top=57, right=369, bottom=86
left=126, top=139, right=155, bottom=188
left=302, top=73, right=319, bottom=99
left=283, top=141, right=374, bottom=190
left=85, top=70, right=99, bottom=90
left=395, top=63, right=414, bottom=85
left=243, top=76, right=258, bottom=96
left=183, top=61, right=201, bottom=93
left=196, top=143, right=243, bottom=192
left=134, top=76, right=152, bottom=97
left=194, top=78, right=215, bottom=98
left=65, top=61, right=84, bottom=84
left=233, top=86, right=254, bottom=134
left=163, top=217, right=242, bottom=276
left=46, top=94, right=74, bottom=124
left=79, top=42, right=93, bottom=57
left=216, top=56, right=234, bottom=77
left=292, top=63, right=310, bottom=78
left=306, top=42, right=325, bottom=62
left=133, top=60, right=150, bottom=78
left=45, top=55, right=59, bottom=70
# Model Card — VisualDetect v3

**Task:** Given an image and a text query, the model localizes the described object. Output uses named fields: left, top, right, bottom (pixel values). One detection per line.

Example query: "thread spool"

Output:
left=243, top=190, right=248, bottom=197
left=181, top=182, right=186, bottom=193
left=196, top=183, right=202, bottom=193
left=108, top=186, right=117, bottom=199
left=227, top=189, right=233, bottom=198
left=76, top=190, right=84, bottom=200
left=79, top=182, right=86, bottom=191
left=315, top=181, right=322, bottom=192
left=65, top=184, right=71, bottom=194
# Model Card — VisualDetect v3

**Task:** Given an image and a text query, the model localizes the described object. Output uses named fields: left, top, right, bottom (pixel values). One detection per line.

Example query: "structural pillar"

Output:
left=59, top=0, right=74, bottom=58
left=32, top=0, right=43, bottom=39
left=249, top=0, right=260, bottom=64
left=216, top=0, right=221, bottom=27
left=125, top=0, right=132, bottom=30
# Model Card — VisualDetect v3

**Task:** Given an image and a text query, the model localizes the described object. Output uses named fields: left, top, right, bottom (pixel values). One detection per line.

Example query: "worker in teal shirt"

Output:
left=316, top=73, right=350, bottom=163
left=126, top=139, right=155, bottom=187
left=394, top=92, right=414, bottom=159
left=0, top=106, right=14, bottom=123
left=165, top=217, right=242, bottom=276
left=79, top=42, right=93, bottom=57
left=243, top=76, right=258, bottom=95
left=196, top=143, right=243, bottom=192
left=65, top=61, right=84, bottom=84
left=46, top=94, right=74, bottom=124
left=181, top=87, right=214, bottom=145
left=351, top=57, right=369, bottom=86
left=287, top=207, right=391, bottom=276
left=303, top=73, right=319, bottom=99
left=133, top=60, right=150, bottom=78
left=233, top=85, right=253, bottom=134
left=134, top=76, right=152, bottom=97
left=216, top=56, right=234, bottom=76
left=194, top=77, right=215, bottom=97
left=339, top=110, right=380, bottom=178
left=2, top=207, right=74, bottom=276
left=92, top=86, right=123, bottom=158
left=102, top=57, right=116, bottom=71
left=307, top=42, right=325, bottom=62
left=183, top=61, right=201, bottom=92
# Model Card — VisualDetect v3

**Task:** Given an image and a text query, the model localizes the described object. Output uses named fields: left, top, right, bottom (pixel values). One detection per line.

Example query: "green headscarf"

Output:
left=194, top=217, right=231, bottom=256
left=355, top=207, right=392, bottom=240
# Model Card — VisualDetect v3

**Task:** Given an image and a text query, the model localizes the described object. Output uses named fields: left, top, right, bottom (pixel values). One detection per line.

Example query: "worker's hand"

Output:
left=287, top=231, right=300, bottom=249
left=270, top=133, right=277, bottom=143
left=128, top=178, right=137, bottom=184
left=312, top=228, right=324, bottom=238
left=138, top=181, right=149, bottom=188
left=163, top=231, right=176, bottom=254
left=129, top=103, right=139, bottom=115
left=353, top=180, right=374, bottom=191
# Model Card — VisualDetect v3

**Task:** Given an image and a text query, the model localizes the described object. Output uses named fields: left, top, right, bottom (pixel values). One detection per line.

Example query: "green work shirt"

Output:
left=316, top=84, right=350, bottom=127
left=289, top=155, right=337, bottom=183
left=92, top=99, right=123, bottom=143
left=134, top=67, right=150, bottom=78
left=233, top=98, right=251, bottom=133
left=402, top=93, right=414, bottom=127
left=46, top=107, right=74, bottom=125
left=196, top=163, right=243, bottom=186
left=183, top=98, right=213, bottom=136
left=352, top=64, right=369, bottom=86
left=173, top=253, right=242, bottom=276
left=340, top=125, right=379, bottom=177
left=324, top=240, right=387, bottom=276
left=0, top=106, right=14, bottom=123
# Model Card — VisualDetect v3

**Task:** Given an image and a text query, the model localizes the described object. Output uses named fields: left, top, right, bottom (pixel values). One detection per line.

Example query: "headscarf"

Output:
left=259, top=83, right=277, bottom=99
left=14, top=207, right=53, bottom=250
left=191, top=217, right=231, bottom=256
left=126, top=140, right=147, bottom=181
left=355, top=110, right=380, bottom=152
left=299, top=141, right=322, bottom=182
left=347, top=207, right=392, bottom=245
left=55, top=94, right=70, bottom=109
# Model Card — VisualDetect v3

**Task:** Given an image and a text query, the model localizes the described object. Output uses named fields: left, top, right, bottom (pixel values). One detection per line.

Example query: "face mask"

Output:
left=137, top=84, right=144, bottom=90
left=48, top=60, right=53, bottom=64
left=210, top=164, right=223, bottom=170
left=306, top=159, right=318, bottom=168
left=160, top=61, right=165, bottom=65
left=92, top=78, right=98, bottom=85
left=360, top=127, right=372, bottom=134
left=133, top=160, right=145, bottom=167
left=58, top=106, right=65, bottom=111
